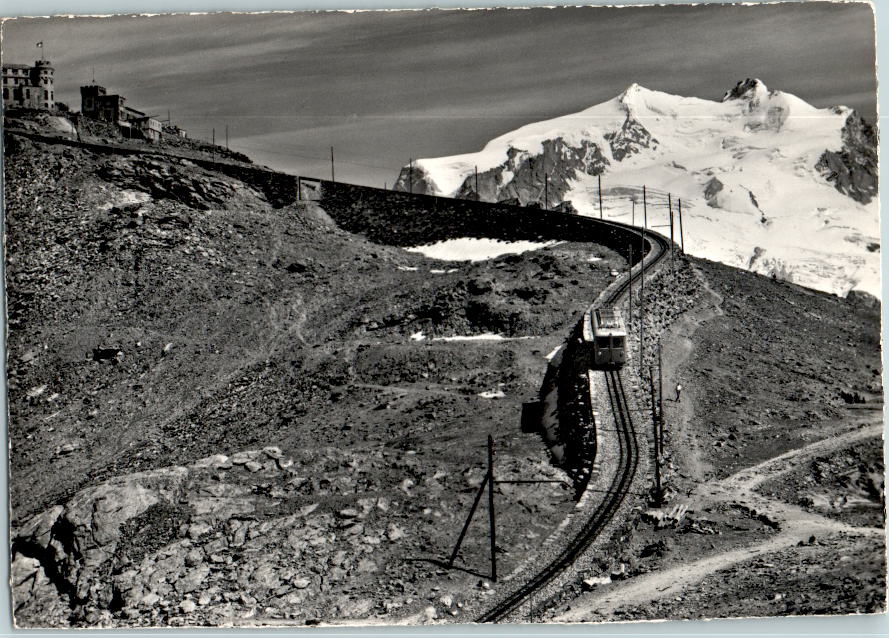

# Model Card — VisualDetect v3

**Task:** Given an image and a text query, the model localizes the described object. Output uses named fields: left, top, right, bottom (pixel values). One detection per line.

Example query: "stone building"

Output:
left=2, top=60, right=55, bottom=110
left=80, top=84, right=162, bottom=143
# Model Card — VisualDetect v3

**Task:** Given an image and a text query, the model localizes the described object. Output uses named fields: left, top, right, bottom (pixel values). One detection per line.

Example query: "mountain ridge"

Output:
left=393, top=79, right=879, bottom=298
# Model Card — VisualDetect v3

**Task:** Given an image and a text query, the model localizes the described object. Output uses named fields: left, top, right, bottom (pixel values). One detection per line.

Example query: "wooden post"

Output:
left=640, top=186, right=647, bottom=374
left=448, top=474, right=489, bottom=567
left=475, top=165, right=479, bottom=198
left=658, top=339, right=664, bottom=452
left=678, top=198, right=685, bottom=253
left=668, top=193, right=674, bottom=273
left=628, top=244, right=633, bottom=325
left=330, top=146, right=335, bottom=182
left=598, top=174, right=603, bottom=219
left=487, top=434, right=497, bottom=582
left=649, top=367, right=661, bottom=505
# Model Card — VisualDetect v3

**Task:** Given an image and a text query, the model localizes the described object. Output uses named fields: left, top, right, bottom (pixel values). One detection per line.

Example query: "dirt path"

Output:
left=555, top=421, right=884, bottom=622
left=659, top=262, right=726, bottom=482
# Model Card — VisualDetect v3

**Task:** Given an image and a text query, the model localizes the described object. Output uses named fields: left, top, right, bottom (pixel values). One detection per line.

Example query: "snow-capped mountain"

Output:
left=393, top=79, right=879, bottom=298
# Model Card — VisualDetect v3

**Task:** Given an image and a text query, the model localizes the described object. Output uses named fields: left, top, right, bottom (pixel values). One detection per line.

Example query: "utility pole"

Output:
left=598, top=174, right=603, bottom=219
left=668, top=193, right=675, bottom=274
left=225, top=125, right=229, bottom=150
left=330, top=147, right=335, bottom=182
left=408, top=158, right=413, bottom=194
left=628, top=244, right=633, bottom=326
left=658, top=339, right=664, bottom=452
left=649, top=366, right=661, bottom=505
left=680, top=198, right=686, bottom=251
left=475, top=165, right=479, bottom=198
left=640, top=185, right=647, bottom=374
left=487, top=434, right=497, bottom=583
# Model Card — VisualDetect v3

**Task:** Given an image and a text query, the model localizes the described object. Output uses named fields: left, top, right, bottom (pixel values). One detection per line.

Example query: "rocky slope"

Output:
left=394, top=79, right=880, bottom=298
left=5, top=125, right=628, bottom=627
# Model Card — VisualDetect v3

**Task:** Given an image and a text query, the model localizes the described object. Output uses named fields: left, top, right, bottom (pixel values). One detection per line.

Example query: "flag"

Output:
left=36, top=41, right=43, bottom=48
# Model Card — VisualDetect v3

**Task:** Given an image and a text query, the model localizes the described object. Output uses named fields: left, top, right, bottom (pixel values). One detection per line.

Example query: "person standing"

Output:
left=674, top=383, right=683, bottom=402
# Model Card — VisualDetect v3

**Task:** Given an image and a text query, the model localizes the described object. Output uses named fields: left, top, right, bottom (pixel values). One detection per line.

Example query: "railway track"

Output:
left=477, top=221, right=671, bottom=623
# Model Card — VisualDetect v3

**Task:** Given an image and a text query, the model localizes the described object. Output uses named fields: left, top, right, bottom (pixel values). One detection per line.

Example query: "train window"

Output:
left=596, top=336, right=610, bottom=349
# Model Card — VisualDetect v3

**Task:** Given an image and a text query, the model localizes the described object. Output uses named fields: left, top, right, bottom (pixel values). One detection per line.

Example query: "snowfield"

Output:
left=406, top=238, right=562, bottom=262
left=404, top=80, right=879, bottom=298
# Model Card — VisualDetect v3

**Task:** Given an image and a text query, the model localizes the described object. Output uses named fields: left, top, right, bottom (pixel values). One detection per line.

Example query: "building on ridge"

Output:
left=2, top=60, right=55, bottom=110
left=80, top=84, right=162, bottom=143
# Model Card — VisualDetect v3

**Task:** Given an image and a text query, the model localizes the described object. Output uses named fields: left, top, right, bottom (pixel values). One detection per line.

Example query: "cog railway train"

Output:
left=581, top=306, right=627, bottom=368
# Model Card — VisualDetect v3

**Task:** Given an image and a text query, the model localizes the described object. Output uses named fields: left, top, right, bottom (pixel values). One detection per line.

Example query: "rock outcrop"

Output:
left=816, top=113, right=878, bottom=204
left=10, top=447, right=408, bottom=627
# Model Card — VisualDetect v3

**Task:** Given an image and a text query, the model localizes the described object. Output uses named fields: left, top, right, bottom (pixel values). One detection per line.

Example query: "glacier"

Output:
left=393, top=79, right=879, bottom=299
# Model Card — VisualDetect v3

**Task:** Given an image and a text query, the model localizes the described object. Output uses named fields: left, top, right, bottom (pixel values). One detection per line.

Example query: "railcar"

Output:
left=582, top=307, right=627, bottom=368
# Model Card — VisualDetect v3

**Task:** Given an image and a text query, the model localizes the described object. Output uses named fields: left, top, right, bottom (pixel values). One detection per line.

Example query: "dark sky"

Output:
left=1, top=2, right=877, bottom=186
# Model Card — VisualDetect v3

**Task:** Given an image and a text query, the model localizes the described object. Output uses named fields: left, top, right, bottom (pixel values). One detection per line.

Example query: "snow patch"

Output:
left=478, top=385, right=506, bottom=399
left=406, top=238, right=562, bottom=262
left=409, top=331, right=426, bottom=342
left=433, top=333, right=507, bottom=342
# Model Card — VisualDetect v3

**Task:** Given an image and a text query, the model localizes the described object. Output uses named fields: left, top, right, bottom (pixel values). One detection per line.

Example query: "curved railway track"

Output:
left=477, top=221, right=671, bottom=623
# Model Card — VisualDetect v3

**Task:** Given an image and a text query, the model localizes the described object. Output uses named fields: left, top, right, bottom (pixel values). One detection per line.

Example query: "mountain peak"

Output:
left=722, top=78, right=769, bottom=102
left=619, top=82, right=655, bottom=101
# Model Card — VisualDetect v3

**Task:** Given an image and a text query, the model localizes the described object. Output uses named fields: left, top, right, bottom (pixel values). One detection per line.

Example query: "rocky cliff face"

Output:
left=395, top=137, right=613, bottom=208
left=816, top=113, right=878, bottom=204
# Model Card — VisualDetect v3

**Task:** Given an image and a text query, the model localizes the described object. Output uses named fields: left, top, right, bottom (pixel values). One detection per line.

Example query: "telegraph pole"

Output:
left=668, top=193, right=675, bottom=273
left=487, top=434, right=497, bottom=582
left=658, top=339, right=664, bottom=452
left=649, top=366, right=662, bottom=505
left=640, top=185, right=647, bottom=374
left=475, top=165, right=479, bottom=197
left=330, top=147, right=335, bottom=182
left=225, top=125, right=229, bottom=150
left=678, top=198, right=685, bottom=253
left=598, top=174, right=603, bottom=219
left=408, top=158, right=413, bottom=194
left=628, top=244, right=633, bottom=326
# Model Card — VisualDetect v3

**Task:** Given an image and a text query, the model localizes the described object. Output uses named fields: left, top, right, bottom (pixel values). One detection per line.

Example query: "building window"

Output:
left=2, top=88, right=7, bottom=99
left=25, top=89, right=30, bottom=98
left=44, top=90, right=48, bottom=100
left=50, top=91, right=53, bottom=101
